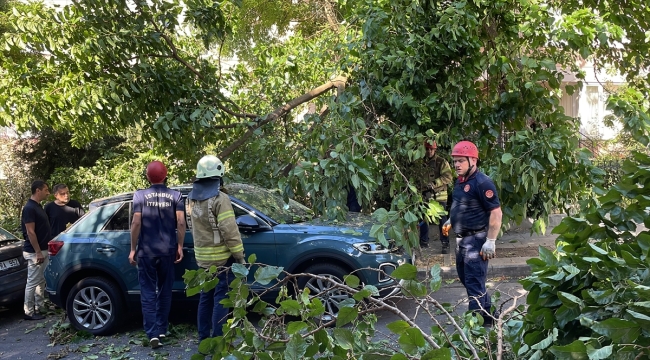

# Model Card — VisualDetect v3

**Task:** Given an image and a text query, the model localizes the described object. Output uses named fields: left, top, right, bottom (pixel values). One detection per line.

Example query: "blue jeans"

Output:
left=137, top=254, right=175, bottom=340
left=198, top=258, right=234, bottom=341
left=456, top=232, right=491, bottom=318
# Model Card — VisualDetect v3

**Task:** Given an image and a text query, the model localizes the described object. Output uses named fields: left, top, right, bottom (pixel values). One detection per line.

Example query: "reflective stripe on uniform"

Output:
left=217, top=210, right=234, bottom=222
left=195, top=246, right=234, bottom=261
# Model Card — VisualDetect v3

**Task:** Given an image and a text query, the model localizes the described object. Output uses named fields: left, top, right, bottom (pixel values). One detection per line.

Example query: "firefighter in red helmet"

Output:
left=129, top=160, right=186, bottom=348
left=443, top=140, right=502, bottom=327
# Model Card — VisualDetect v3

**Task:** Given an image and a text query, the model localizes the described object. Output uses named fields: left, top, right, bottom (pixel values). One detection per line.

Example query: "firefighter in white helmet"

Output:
left=187, top=155, right=245, bottom=341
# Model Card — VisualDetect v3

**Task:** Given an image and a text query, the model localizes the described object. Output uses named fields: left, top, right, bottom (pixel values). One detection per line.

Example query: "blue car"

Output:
left=45, top=183, right=412, bottom=335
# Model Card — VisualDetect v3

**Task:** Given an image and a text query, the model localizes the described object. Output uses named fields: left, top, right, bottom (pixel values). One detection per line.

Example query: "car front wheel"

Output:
left=299, top=264, right=351, bottom=322
left=66, top=277, right=124, bottom=336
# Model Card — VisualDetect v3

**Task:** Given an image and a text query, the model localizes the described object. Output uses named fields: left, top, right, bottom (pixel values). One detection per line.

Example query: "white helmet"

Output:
left=196, top=155, right=225, bottom=178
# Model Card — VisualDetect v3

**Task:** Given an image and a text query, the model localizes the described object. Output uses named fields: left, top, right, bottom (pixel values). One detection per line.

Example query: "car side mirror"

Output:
left=236, top=215, right=261, bottom=232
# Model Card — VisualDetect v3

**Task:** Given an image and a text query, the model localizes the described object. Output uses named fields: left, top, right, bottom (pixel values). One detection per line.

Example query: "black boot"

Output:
left=441, top=242, right=449, bottom=254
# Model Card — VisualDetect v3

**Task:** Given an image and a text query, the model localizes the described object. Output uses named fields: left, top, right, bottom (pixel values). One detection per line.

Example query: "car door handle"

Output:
left=96, top=247, right=116, bottom=253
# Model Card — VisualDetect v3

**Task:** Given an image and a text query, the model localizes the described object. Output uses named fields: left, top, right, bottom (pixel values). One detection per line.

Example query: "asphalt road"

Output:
left=0, top=279, right=526, bottom=359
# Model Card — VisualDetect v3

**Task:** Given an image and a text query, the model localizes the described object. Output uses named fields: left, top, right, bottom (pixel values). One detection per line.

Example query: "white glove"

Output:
left=441, top=219, right=451, bottom=236
left=480, top=238, right=496, bottom=260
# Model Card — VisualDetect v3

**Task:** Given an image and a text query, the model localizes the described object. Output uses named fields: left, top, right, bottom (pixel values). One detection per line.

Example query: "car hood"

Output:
left=287, top=213, right=376, bottom=241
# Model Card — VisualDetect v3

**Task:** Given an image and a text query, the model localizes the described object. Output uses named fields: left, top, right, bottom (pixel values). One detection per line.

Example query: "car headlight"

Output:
left=353, top=242, right=390, bottom=254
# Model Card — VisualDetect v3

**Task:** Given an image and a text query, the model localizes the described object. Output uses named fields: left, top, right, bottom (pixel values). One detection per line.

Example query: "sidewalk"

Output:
left=417, top=214, right=565, bottom=280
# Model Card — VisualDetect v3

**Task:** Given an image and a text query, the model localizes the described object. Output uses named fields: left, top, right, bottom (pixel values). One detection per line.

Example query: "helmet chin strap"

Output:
left=461, top=156, right=475, bottom=177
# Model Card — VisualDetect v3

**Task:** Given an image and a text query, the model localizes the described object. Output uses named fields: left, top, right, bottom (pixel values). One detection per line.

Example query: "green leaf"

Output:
left=332, top=328, right=355, bottom=350
left=404, top=211, right=418, bottom=223
left=344, top=274, right=360, bottom=288
left=280, top=300, right=302, bottom=316
left=231, top=263, right=248, bottom=278
left=429, top=265, right=441, bottom=292
left=421, top=348, right=452, bottom=360
left=555, top=304, right=581, bottom=328
left=531, top=329, right=557, bottom=350
left=110, top=92, right=122, bottom=104
left=254, top=266, right=283, bottom=285
left=558, top=291, right=584, bottom=308
left=353, top=288, right=372, bottom=301
left=540, top=58, right=556, bottom=70
left=392, top=263, right=418, bottom=280
left=248, top=254, right=257, bottom=264
left=501, top=153, right=514, bottom=164
left=314, top=329, right=329, bottom=352
left=586, top=345, right=612, bottom=360
left=336, top=307, right=358, bottom=327
left=398, top=328, right=425, bottom=354
left=401, top=280, right=427, bottom=297
left=285, top=335, right=309, bottom=360
left=547, top=152, right=557, bottom=167
left=548, top=340, right=588, bottom=359
left=591, top=318, right=641, bottom=343
left=287, top=321, right=308, bottom=335
left=386, top=320, right=411, bottom=334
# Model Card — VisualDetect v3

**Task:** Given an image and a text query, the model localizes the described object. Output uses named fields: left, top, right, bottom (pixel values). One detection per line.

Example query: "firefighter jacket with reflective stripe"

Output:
left=418, top=155, right=453, bottom=203
left=188, top=193, right=245, bottom=269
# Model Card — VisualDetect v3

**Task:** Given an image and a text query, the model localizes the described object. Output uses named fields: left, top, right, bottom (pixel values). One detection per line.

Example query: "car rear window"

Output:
left=0, top=227, right=20, bottom=247
left=65, top=203, right=122, bottom=234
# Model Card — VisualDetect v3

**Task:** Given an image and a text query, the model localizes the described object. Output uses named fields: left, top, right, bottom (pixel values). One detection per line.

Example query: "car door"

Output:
left=173, top=196, right=198, bottom=297
left=231, top=203, right=278, bottom=291
left=92, top=202, right=139, bottom=292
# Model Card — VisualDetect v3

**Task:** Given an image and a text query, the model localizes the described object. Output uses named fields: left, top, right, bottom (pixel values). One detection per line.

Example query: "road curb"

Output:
left=417, top=262, right=532, bottom=280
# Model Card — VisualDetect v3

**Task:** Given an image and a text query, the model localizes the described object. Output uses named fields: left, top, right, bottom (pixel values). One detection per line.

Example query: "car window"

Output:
left=102, top=202, right=131, bottom=231
left=66, top=202, right=122, bottom=234
left=0, top=227, right=17, bottom=240
left=0, top=227, right=19, bottom=246
left=224, top=183, right=313, bottom=224
left=233, top=204, right=248, bottom=217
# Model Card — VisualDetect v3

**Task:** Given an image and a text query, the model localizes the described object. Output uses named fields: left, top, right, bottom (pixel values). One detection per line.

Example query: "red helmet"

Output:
left=146, top=161, right=168, bottom=184
left=424, top=140, right=437, bottom=150
left=451, top=141, right=479, bottom=159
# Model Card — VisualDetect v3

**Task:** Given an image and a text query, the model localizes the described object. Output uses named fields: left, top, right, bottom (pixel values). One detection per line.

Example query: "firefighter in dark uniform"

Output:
left=443, top=140, right=502, bottom=326
left=129, top=161, right=186, bottom=348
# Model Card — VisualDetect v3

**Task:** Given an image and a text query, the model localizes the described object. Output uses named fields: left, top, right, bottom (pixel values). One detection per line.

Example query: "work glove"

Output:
left=237, top=258, right=246, bottom=264
left=441, top=219, right=451, bottom=237
left=480, top=238, right=497, bottom=260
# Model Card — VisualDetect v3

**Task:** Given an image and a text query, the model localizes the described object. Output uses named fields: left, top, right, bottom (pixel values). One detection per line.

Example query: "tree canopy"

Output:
left=1, top=0, right=645, bottom=250
left=3, top=0, right=650, bottom=357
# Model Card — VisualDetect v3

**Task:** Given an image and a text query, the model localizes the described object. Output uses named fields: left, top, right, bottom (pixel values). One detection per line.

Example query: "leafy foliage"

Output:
left=0, top=0, right=601, bottom=249
left=17, top=126, right=124, bottom=181
left=48, top=143, right=188, bottom=206
left=516, top=0, right=650, bottom=356
left=0, top=136, right=33, bottom=232
left=519, top=148, right=650, bottom=358
left=184, top=261, right=525, bottom=359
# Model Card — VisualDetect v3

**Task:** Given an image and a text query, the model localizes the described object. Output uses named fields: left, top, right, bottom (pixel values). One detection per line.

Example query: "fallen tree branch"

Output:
left=497, top=292, right=526, bottom=360
left=218, top=76, right=347, bottom=160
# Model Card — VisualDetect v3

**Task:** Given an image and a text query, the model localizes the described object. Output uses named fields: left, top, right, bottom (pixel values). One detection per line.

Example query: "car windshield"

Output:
left=0, top=227, right=18, bottom=244
left=224, top=183, right=313, bottom=224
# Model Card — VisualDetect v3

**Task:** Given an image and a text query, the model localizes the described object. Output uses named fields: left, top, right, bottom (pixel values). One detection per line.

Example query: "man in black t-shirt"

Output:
left=21, top=180, right=52, bottom=321
left=45, top=184, right=85, bottom=237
